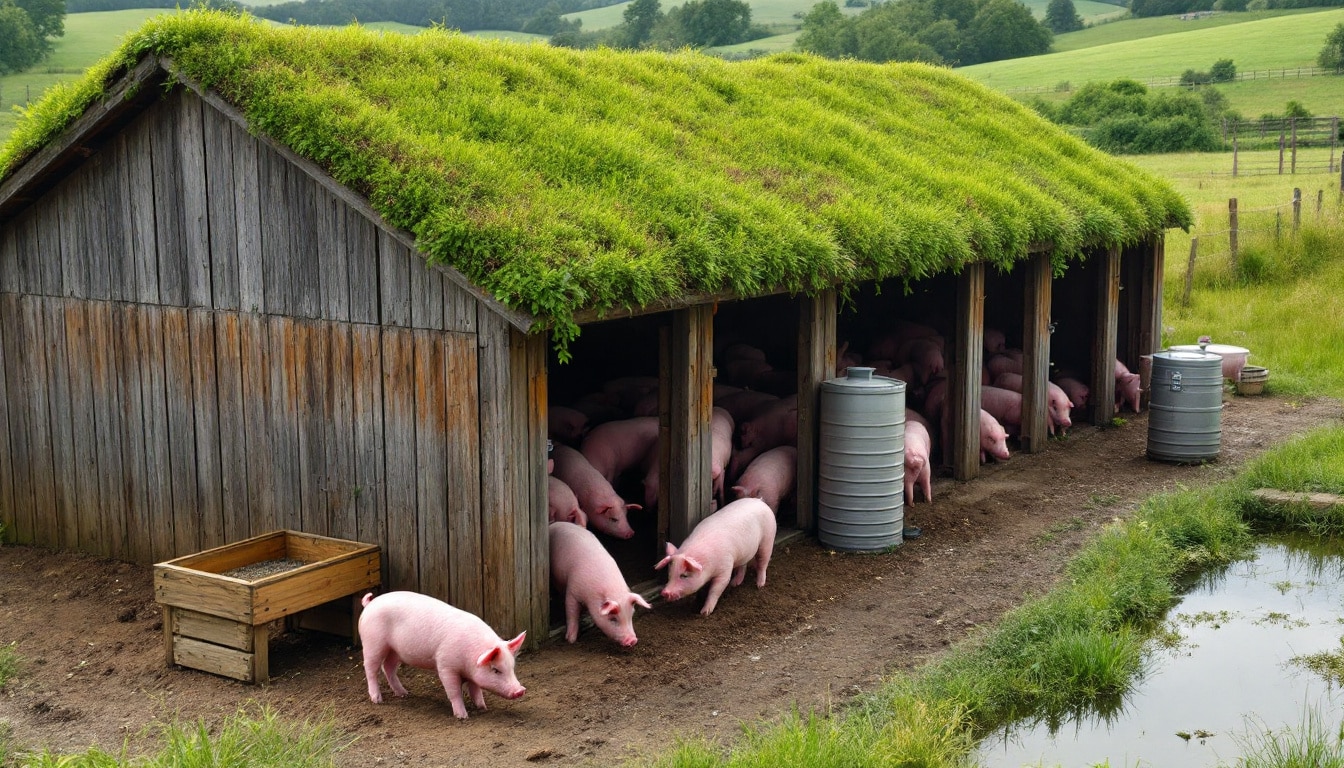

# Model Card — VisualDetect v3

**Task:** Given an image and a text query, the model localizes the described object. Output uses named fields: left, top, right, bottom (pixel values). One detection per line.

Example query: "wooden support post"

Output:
left=1088, top=248, right=1120, bottom=426
left=665, top=305, right=714, bottom=545
left=949, top=264, right=985, bottom=481
left=1019, top=252, right=1051, bottom=453
left=795, top=289, right=837, bottom=534
left=1229, top=198, right=1239, bottom=267
left=1136, top=235, right=1165, bottom=411
left=1183, top=236, right=1198, bottom=307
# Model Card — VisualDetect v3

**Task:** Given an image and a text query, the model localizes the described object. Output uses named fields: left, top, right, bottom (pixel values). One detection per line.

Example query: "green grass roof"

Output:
left=0, top=10, right=1191, bottom=349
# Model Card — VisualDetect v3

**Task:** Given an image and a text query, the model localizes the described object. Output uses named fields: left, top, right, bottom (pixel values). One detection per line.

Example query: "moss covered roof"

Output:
left=0, top=10, right=1190, bottom=347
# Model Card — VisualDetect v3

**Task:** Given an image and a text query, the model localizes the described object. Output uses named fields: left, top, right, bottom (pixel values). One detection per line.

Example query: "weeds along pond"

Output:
left=979, top=534, right=1344, bottom=767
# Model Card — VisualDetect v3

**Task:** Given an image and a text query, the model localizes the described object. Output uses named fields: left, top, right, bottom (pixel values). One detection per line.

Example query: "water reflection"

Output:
left=978, top=536, right=1344, bottom=768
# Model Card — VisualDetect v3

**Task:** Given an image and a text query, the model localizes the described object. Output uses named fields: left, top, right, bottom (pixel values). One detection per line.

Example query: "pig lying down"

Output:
left=358, top=591, right=526, bottom=719
left=656, top=497, right=776, bottom=616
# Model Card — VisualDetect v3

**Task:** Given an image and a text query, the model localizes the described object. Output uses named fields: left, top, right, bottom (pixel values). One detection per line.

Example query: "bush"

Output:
left=1210, top=58, right=1236, bottom=82
left=1319, top=23, right=1344, bottom=69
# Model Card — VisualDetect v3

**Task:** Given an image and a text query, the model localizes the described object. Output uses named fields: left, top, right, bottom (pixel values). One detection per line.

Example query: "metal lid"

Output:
left=1156, top=350, right=1222, bottom=362
left=822, top=366, right=906, bottom=394
left=1170, top=343, right=1250, bottom=356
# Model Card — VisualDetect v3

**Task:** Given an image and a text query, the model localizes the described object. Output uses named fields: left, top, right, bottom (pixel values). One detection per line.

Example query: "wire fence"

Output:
left=1180, top=186, right=1342, bottom=306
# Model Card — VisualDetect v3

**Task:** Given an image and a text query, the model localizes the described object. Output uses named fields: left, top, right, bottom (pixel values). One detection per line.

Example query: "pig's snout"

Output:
left=620, top=636, right=638, bottom=648
left=507, top=687, right=526, bottom=700
left=661, top=588, right=681, bottom=602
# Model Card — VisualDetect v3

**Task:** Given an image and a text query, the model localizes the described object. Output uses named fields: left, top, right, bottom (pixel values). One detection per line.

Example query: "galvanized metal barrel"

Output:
left=1147, top=350, right=1224, bottom=463
left=817, top=367, right=905, bottom=551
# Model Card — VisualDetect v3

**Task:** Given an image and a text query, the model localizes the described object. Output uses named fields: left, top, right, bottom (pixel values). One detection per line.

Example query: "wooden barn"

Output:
left=0, top=12, right=1190, bottom=645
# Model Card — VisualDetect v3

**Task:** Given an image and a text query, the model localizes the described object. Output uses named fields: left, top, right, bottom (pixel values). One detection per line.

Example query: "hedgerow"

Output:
left=0, top=10, right=1191, bottom=355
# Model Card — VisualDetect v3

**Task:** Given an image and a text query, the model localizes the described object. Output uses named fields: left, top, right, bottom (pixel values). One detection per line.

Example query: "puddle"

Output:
left=978, top=536, right=1344, bottom=767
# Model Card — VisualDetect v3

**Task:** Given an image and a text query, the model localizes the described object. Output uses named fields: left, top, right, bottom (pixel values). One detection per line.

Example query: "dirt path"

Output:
left=2, top=395, right=1339, bottom=767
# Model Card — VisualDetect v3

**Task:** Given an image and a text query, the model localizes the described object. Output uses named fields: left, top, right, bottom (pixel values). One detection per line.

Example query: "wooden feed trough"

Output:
left=154, top=530, right=381, bottom=683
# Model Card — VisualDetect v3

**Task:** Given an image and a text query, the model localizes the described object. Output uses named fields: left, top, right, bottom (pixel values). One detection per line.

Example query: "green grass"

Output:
left=1230, top=708, right=1344, bottom=768
left=1022, top=0, right=1130, bottom=23
left=1048, top=7, right=1327, bottom=53
left=0, top=641, right=19, bottom=687
left=4, top=705, right=349, bottom=767
left=466, top=29, right=550, bottom=42
left=957, top=8, right=1344, bottom=88
left=563, top=0, right=866, bottom=32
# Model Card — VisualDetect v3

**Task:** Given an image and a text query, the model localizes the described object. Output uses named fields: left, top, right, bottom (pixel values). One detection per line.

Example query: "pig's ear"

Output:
left=682, top=556, right=704, bottom=574
left=731, top=485, right=746, bottom=498
left=631, top=593, right=652, bottom=610
left=600, top=600, right=620, bottom=617
left=626, top=503, right=642, bottom=512
left=477, top=646, right=503, bottom=666
left=506, top=632, right=526, bottom=654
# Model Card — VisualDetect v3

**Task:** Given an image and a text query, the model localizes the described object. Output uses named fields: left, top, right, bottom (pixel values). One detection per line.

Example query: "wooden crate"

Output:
left=154, top=530, right=380, bottom=683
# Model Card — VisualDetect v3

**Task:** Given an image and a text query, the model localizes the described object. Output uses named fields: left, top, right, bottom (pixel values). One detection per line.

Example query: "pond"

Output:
left=979, top=536, right=1344, bottom=767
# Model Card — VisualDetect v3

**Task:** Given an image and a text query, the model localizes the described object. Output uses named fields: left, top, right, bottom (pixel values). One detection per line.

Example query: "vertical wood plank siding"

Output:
left=0, top=87, right=542, bottom=637
left=950, top=264, right=986, bottom=481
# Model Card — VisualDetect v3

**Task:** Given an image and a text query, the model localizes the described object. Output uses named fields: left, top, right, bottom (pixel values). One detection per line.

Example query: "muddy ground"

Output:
left=1, top=394, right=1340, bottom=767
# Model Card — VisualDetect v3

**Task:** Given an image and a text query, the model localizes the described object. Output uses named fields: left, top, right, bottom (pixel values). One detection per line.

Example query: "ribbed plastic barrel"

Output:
left=1147, top=350, right=1224, bottom=463
left=817, top=367, right=906, bottom=551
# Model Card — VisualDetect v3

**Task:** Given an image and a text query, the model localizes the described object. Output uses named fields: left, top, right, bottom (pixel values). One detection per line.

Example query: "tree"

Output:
left=1044, top=0, right=1082, bottom=33
left=1319, top=22, right=1344, bottom=70
left=960, top=0, right=1051, bottom=65
left=668, top=0, right=753, bottom=47
left=797, top=0, right=852, bottom=56
left=0, top=0, right=44, bottom=74
left=14, top=0, right=63, bottom=46
left=1209, top=58, right=1235, bottom=82
left=620, top=0, right=661, bottom=47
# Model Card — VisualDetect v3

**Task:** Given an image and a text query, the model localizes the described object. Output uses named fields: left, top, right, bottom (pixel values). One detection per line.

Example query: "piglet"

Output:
left=358, top=591, right=526, bottom=719
left=732, top=445, right=797, bottom=513
left=656, top=498, right=776, bottom=616
left=552, top=444, right=641, bottom=539
left=547, top=476, right=587, bottom=528
left=549, top=521, right=651, bottom=647
left=979, top=409, right=1011, bottom=463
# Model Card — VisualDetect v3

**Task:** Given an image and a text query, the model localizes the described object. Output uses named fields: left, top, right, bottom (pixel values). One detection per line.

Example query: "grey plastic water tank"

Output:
left=817, top=367, right=906, bottom=552
left=1147, top=349, right=1224, bottom=463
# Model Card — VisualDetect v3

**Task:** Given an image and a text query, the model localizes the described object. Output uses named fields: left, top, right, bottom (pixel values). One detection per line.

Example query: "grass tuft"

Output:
left=1232, top=708, right=1344, bottom=768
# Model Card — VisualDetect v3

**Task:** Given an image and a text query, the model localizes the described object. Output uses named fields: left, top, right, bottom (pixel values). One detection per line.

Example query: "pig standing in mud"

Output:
left=656, top=498, right=776, bottom=616
left=549, top=521, right=651, bottom=647
left=358, top=591, right=526, bottom=719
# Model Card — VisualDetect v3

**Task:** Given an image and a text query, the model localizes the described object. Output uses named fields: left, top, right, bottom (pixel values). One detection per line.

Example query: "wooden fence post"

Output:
left=1229, top=198, right=1239, bottom=267
left=1183, top=237, right=1197, bottom=307
left=1331, top=117, right=1339, bottom=174
left=1290, top=118, right=1297, bottom=175
left=1278, top=128, right=1285, bottom=175
left=1232, top=133, right=1239, bottom=176
left=1293, top=188, right=1301, bottom=234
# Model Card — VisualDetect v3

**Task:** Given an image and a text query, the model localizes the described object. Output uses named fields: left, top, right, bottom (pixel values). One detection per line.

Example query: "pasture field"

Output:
left=466, top=29, right=550, bottom=42
left=1017, top=75, right=1344, bottom=123
left=1023, top=0, right=1128, bottom=23
left=563, top=0, right=867, bottom=32
left=1049, top=6, right=1325, bottom=53
left=958, top=7, right=1344, bottom=88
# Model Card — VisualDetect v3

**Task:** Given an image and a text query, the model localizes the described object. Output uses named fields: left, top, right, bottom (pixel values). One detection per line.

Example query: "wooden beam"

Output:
left=796, top=289, right=837, bottom=534
left=1088, top=247, right=1121, bottom=426
left=665, top=305, right=714, bottom=545
left=949, top=264, right=985, bottom=481
left=1019, top=252, right=1052, bottom=453
left=1137, top=234, right=1165, bottom=411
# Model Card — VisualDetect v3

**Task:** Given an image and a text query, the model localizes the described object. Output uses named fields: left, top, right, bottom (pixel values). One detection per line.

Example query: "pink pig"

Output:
left=981, top=385, right=1023, bottom=435
left=983, top=327, right=1008, bottom=356
left=991, top=373, right=1074, bottom=435
left=902, top=337, right=945, bottom=384
left=580, top=416, right=659, bottom=483
left=710, top=407, right=735, bottom=504
left=549, top=521, right=651, bottom=647
left=1115, top=359, right=1142, bottom=414
left=732, top=445, right=797, bottom=513
left=1053, top=375, right=1090, bottom=410
left=979, top=409, right=1011, bottom=463
left=903, top=415, right=933, bottom=504
left=358, top=591, right=526, bottom=719
left=547, top=476, right=587, bottom=528
left=551, top=444, right=641, bottom=539
left=987, top=353, right=1023, bottom=378
left=548, top=406, right=589, bottom=446
left=656, top=497, right=777, bottom=616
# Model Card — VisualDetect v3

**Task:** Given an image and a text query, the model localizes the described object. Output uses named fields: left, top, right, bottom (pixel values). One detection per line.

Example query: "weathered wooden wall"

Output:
left=0, top=86, right=546, bottom=639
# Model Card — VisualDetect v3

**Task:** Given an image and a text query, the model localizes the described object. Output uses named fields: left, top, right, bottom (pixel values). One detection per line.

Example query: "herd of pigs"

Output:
left=354, top=317, right=1146, bottom=719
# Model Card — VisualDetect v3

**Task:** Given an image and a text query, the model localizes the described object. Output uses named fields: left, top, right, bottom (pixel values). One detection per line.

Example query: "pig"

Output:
left=602, top=376, right=659, bottom=412
left=731, top=445, right=797, bottom=513
left=983, top=327, right=1008, bottom=356
left=551, top=444, right=641, bottom=539
left=715, top=389, right=780, bottom=425
left=580, top=416, right=659, bottom=483
left=738, top=395, right=799, bottom=451
left=903, top=415, right=932, bottom=504
left=358, top=591, right=526, bottom=719
left=992, top=373, right=1074, bottom=435
left=921, top=376, right=949, bottom=426
left=835, top=341, right=864, bottom=377
left=980, top=385, right=1023, bottom=435
left=710, top=407, right=735, bottom=504
left=570, top=392, right=625, bottom=427
left=979, top=409, right=1011, bottom=463
left=902, top=336, right=945, bottom=384
left=641, top=441, right=661, bottom=509
left=547, top=476, right=587, bottom=528
left=1053, top=375, right=1090, bottom=410
left=548, top=406, right=589, bottom=446
left=724, top=357, right=775, bottom=387
left=655, top=497, right=777, bottom=616
left=1115, top=359, right=1142, bottom=414
left=987, top=353, right=1023, bottom=378
left=549, top=521, right=651, bottom=647
left=722, top=342, right=767, bottom=364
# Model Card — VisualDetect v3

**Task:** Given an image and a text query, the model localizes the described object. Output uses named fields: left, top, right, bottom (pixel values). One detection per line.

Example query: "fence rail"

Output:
left=1004, top=66, right=1344, bottom=95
